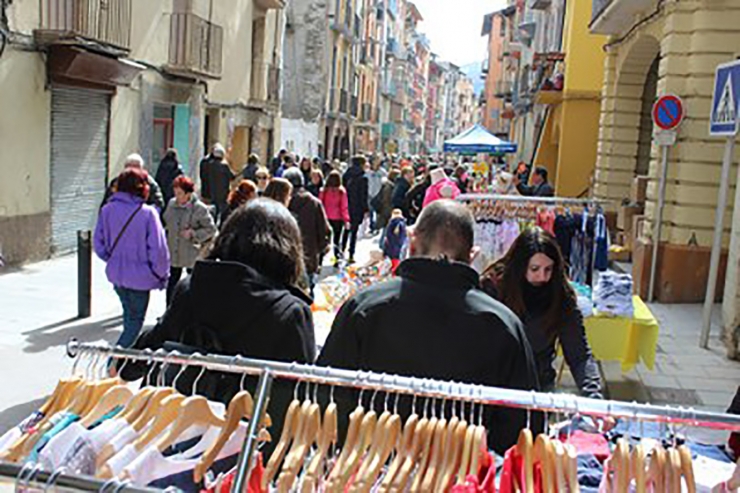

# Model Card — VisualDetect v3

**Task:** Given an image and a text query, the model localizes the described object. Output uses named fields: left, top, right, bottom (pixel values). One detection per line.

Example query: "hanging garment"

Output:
left=450, top=451, right=497, bottom=492
left=27, top=411, right=80, bottom=463
left=59, top=417, right=131, bottom=475
left=499, top=444, right=544, bottom=493
left=594, top=213, right=609, bottom=272
left=0, top=411, right=44, bottom=454
left=554, top=213, right=576, bottom=263
left=201, top=453, right=265, bottom=493
left=536, top=209, right=556, bottom=235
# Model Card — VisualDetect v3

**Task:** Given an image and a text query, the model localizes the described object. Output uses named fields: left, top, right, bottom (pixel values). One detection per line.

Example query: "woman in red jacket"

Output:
left=320, top=170, right=350, bottom=267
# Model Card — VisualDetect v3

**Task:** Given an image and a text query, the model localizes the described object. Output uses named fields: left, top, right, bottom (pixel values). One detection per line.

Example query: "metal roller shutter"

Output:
left=51, top=87, right=110, bottom=254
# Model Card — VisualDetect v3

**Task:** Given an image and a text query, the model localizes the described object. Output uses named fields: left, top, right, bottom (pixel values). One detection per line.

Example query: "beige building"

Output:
left=0, top=0, right=284, bottom=265
left=589, top=1, right=740, bottom=353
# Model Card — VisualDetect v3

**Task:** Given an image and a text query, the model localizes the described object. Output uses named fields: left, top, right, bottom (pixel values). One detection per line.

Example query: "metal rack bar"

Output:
left=457, top=193, right=613, bottom=206
left=68, top=340, right=740, bottom=431
left=0, top=462, right=159, bottom=492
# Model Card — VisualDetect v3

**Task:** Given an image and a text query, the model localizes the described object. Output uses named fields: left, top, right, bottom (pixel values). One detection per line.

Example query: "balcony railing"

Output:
left=591, top=0, right=612, bottom=25
left=167, top=12, right=223, bottom=79
left=38, top=0, right=132, bottom=50
left=339, top=90, right=349, bottom=114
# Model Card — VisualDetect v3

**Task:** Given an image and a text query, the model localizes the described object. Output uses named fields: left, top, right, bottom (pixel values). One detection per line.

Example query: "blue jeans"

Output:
left=114, top=286, right=150, bottom=348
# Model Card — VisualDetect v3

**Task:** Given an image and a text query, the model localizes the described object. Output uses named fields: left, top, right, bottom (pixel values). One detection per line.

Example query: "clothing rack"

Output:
left=457, top=193, right=612, bottom=207
left=64, top=339, right=740, bottom=492
left=0, top=461, right=160, bottom=492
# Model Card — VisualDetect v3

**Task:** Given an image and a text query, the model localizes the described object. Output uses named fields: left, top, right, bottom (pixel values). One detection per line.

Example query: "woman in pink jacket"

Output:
left=320, top=170, right=350, bottom=266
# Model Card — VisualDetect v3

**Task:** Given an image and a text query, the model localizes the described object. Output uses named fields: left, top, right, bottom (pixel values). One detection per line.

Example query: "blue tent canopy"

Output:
left=443, top=124, right=518, bottom=154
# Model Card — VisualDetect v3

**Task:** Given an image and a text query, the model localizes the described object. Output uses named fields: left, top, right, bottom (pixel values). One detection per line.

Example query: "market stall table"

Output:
left=583, top=295, right=659, bottom=372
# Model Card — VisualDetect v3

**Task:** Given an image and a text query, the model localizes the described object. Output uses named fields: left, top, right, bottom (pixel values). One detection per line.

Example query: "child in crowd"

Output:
left=381, top=209, right=408, bottom=274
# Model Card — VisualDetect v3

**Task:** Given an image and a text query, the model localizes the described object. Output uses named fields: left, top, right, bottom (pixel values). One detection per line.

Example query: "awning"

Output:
left=443, top=124, right=518, bottom=154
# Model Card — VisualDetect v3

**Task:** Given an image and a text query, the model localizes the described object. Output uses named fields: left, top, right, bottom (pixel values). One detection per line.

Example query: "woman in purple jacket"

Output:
left=94, top=167, right=170, bottom=347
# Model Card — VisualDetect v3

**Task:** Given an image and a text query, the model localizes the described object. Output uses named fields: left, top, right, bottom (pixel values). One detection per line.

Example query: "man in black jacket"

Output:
left=342, top=155, right=369, bottom=263
left=391, top=166, right=414, bottom=218
left=101, top=153, right=165, bottom=212
left=318, top=200, right=541, bottom=455
left=517, top=166, right=555, bottom=197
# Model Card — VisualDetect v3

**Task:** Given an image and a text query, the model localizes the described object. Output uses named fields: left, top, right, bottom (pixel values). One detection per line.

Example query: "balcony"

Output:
left=166, top=12, right=223, bottom=79
left=529, top=0, right=551, bottom=9
left=339, top=90, right=349, bottom=114
left=254, top=0, right=285, bottom=9
left=36, top=0, right=132, bottom=51
left=495, top=80, right=513, bottom=98
left=590, top=0, right=658, bottom=35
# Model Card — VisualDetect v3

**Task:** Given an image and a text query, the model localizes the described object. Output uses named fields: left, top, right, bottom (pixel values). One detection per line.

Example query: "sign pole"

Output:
left=648, top=143, right=670, bottom=302
left=700, top=135, right=736, bottom=348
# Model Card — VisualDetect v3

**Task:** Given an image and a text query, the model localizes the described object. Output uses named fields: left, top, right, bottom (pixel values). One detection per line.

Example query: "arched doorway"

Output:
left=613, top=35, right=661, bottom=178
left=636, top=56, right=660, bottom=176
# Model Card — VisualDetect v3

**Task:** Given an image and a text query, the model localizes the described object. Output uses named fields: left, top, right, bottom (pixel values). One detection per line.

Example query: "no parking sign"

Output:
left=652, top=95, right=684, bottom=132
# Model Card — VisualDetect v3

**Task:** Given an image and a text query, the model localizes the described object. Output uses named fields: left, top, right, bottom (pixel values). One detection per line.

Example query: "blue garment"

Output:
left=114, top=286, right=151, bottom=348
left=577, top=453, right=603, bottom=492
left=28, top=412, right=79, bottom=463
left=382, top=217, right=408, bottom=260
left=594, top=213, right=609, bottom=272
left=688, top=442, right=733, bottom=463
left=147, top=453, right=239, bottom=492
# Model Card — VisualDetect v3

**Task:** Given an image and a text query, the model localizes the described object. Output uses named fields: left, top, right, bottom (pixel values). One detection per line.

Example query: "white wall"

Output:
left=0, top=50, right=50, bottom=217
left=281, top=119, right=320, bottom=158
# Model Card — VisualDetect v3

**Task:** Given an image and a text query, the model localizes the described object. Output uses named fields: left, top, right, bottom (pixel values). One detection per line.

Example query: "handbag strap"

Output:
left=109, top=203, right=144, bottom=256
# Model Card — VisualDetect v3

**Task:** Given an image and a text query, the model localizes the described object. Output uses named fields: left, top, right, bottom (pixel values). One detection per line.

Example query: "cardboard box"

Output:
left=618, top=204, right=644, bottom=232
left=631, top=176, right=649, bottom=204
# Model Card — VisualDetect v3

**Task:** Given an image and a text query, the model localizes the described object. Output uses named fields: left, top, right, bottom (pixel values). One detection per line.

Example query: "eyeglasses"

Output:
left=257, top=176, right=268, bottom=181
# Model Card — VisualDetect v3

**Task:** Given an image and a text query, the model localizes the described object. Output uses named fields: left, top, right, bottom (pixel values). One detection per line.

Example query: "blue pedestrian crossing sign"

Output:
left=710, top=60, right=740, bottom=136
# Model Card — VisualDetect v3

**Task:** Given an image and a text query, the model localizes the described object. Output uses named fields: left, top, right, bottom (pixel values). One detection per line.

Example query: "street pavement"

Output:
left=1, top=234, right=739, bottom=440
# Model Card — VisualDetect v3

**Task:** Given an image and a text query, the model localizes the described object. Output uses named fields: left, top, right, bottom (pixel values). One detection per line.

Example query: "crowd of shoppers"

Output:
left=95, top=145, right=611, bottom=455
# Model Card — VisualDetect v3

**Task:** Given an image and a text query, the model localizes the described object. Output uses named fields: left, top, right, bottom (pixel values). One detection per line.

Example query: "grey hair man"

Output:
left=101, top=153, right=165, bottom=211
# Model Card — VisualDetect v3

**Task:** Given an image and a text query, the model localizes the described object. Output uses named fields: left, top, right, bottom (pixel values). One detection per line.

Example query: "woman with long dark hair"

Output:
left=481, top=227, right=603, bottom=399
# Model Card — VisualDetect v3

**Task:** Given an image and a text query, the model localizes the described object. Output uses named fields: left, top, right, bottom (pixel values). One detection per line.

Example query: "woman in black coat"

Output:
left=155, top=148, right=184, bottom=206
left=119, top=199, right=316, bottom=451
left=481, top=227, right=604, bottom=400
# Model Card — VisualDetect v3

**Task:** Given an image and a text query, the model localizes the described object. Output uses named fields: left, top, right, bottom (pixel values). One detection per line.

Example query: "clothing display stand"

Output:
left=0, top=461, right=160, bottom=492
left=65, top=340, right=740, bottom=492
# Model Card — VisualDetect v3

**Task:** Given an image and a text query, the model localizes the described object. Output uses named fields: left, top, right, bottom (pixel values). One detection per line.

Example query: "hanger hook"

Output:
left=15, top=461, right=34, bottom=492
left=393, top=376, right=400, bottom=415
left=326, top=366, right=335, bottom=405
left=116, top=356, right=129, bottom=379
left=313, top=368, right=320, bottom=404
left=172, top=354, right=192, bottom=392
left=357, top=371, right=366, bottom=408
left=144, top=350, right=158, bottom=387
left=99, top=478, right=118, bottom=493
left=43, top=466, right=67, bottom=493
left=112, top=480, right=130, bottom=493
left=191, top=359, right=206, bottom=396
left=477, top=386, right=484, bottom=426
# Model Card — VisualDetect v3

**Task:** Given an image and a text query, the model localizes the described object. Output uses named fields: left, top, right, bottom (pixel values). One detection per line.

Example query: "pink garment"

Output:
left=563, top=431, right=611, bottom=462
left=320, top=187, right=350, bottom=223
left=423, top=178, right=461, bottom=208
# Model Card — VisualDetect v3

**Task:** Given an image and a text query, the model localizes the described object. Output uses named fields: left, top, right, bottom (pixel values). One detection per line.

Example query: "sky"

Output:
left=410, top=0, right=508, bottom=66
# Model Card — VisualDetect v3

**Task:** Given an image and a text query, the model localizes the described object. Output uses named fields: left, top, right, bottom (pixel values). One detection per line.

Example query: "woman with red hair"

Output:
left=162, top=175, right=217, bottom=305
left=94, top=167, right=170, bottom=347
left=220, top=179, right=258, bottom=224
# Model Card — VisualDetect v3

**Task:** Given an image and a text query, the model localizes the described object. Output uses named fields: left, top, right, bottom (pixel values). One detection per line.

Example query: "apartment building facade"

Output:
left=0, top=0, right=284, bottom=264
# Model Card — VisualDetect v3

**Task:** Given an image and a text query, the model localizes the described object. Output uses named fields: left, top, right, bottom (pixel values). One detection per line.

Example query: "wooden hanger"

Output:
left=517, top=428, right=535, bottom=493
left=324, top=402, right=365, bottom=492
left=420, top=415, right=448, bottom=491
left=153, top=395, right=226, bottom=453
left=468, top=420, right=488, bottom=479
left=263, top=398, right=302, bottom=490
left=79, top=384, right=133, bottom=428
left=194, top=390, right=271, bottom=483
left=534, top=434, right=555, bottom=493
left=647, top=444, right=666, bottom=492
left=276, top=400, right=321, bottom=492
left=409, top=413, right=438, bottom=493
left=666, top=447, right=683, bottom=493
left=436, top=414, right=465, bottom=491
left=390, top=415, right=429, bottom=492
left=678, top=445, right=696, bottom=493
left=379, top=412, right=418, bottom=491
left=551, top=440, right=568, bottom=493
left=336, top=408, right=378, bottom=489
left=612, top=438, right=631, bottom=492
left=301, top=402, right=338, bottom=493
left=632, top=442, right=647, bottom=493
left=456, top=422, right=476, bottom=485
left=353, top=407, right=392, bottom=491
left=354, top=411, right=402, bottom=493
left=564, top=442, right=580, bottom=493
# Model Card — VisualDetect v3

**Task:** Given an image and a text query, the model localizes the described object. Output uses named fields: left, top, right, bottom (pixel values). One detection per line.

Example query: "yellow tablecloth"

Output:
left=584, top=296, right=659, bottom=372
